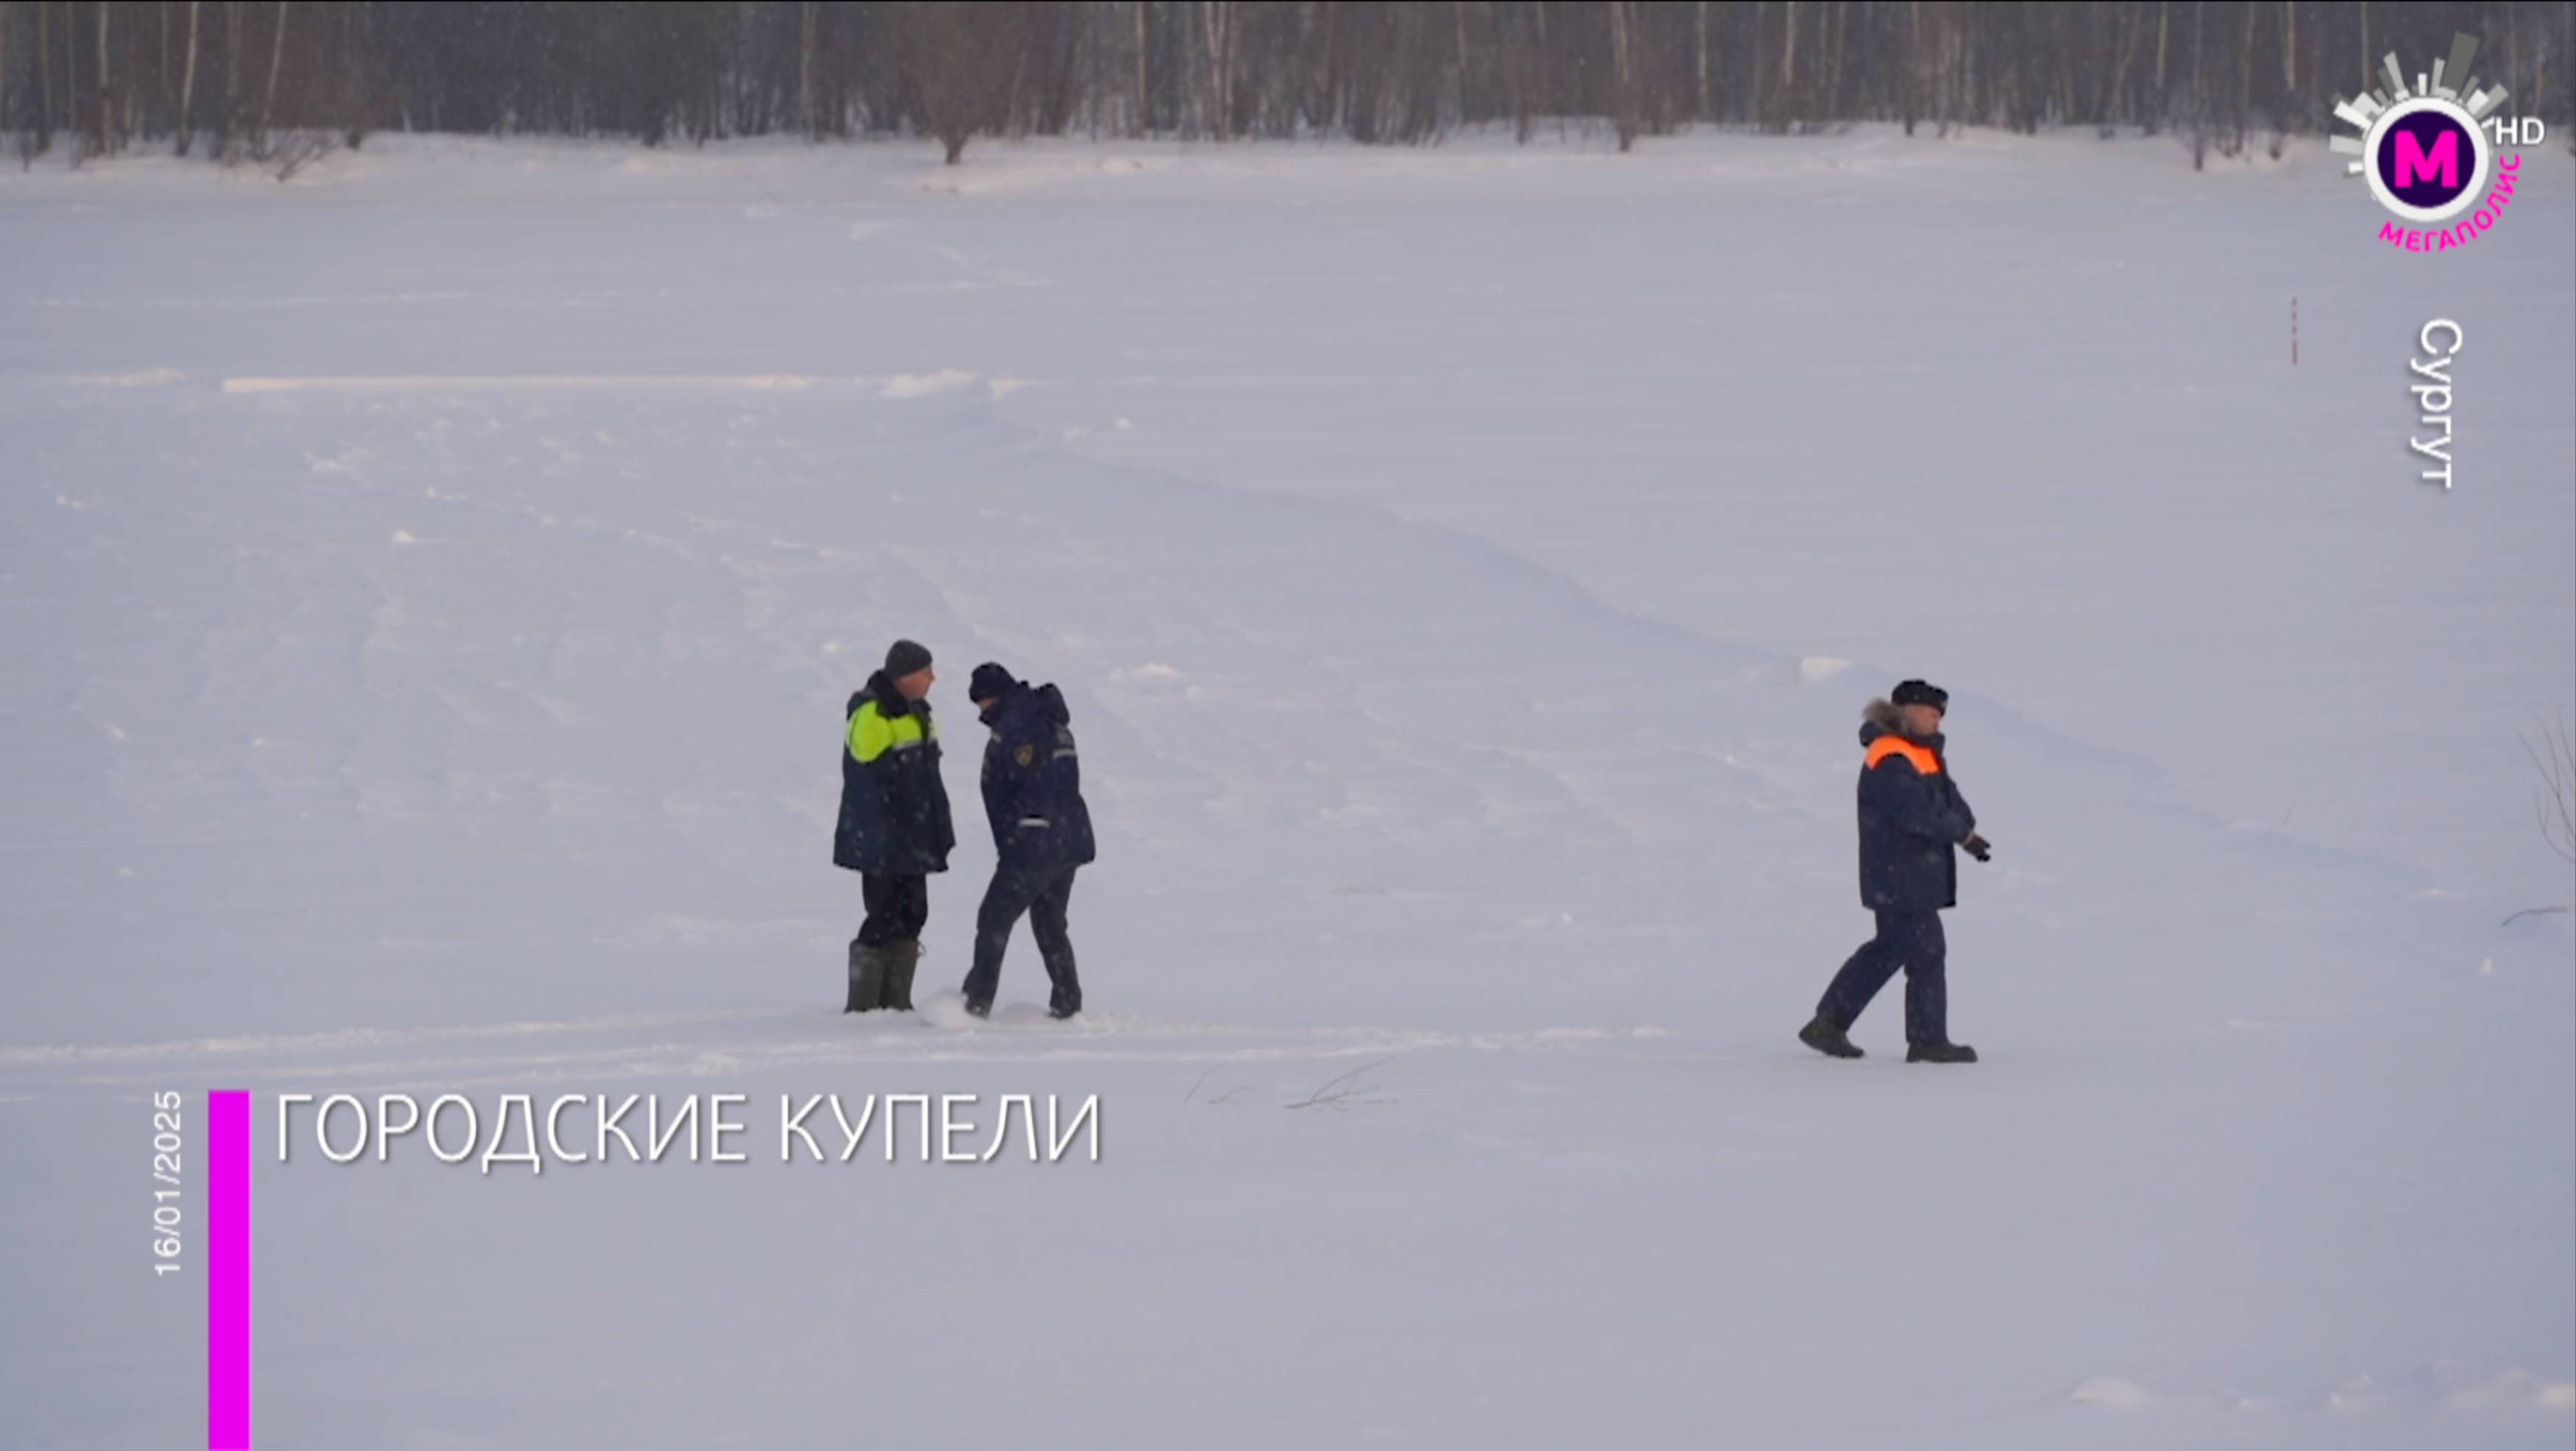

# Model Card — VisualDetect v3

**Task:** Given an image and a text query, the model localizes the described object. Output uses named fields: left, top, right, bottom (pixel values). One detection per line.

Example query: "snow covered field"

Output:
left=3, top=129, right=2571, bottom=1448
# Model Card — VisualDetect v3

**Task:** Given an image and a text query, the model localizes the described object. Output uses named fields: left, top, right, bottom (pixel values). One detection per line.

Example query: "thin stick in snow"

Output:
left=1285, top=1059, right=1390, bottom=1110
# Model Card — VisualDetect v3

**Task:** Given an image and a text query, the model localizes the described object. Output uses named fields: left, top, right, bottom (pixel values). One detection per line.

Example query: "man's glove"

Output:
left=1962, top=833, right=1993, bottom=863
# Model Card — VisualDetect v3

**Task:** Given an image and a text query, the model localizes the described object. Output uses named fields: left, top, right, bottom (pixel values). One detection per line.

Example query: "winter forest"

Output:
left=4, top=1, right=2574, bottom=169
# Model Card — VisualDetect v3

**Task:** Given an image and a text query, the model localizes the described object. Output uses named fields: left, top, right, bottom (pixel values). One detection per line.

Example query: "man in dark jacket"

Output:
left=959, top=662, right=1096, bottom=1020
left=832, top=639, right=957, bottom=1012
left=1799, top=679, right=1993, bottom=1063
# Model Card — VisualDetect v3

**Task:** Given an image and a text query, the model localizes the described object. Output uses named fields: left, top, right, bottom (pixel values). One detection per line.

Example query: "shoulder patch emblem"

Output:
left=1013, top=743, right=1037, bottom=768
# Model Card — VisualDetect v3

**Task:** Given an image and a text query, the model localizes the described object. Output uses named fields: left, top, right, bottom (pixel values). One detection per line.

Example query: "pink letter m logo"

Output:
left=2393, top=129, right=2460, bottom=188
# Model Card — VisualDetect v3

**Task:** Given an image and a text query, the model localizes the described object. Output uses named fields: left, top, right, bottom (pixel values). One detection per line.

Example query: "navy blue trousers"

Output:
left=1818, top=909, right=1949, bottom=1046
left=857, top=873, right=929, bottom=948
left=962, top=863, right=1081, bottom=1015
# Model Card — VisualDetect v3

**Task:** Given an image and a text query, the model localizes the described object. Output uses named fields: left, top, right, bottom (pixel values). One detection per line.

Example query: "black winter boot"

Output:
left=1798, top=1013, right=1864, bottom=1060
left=1906, top=1040, right=1979, bottom=1064
left=845, top=940, right=889, bottom=1013
left=879, top=940, right=922, bottom=1012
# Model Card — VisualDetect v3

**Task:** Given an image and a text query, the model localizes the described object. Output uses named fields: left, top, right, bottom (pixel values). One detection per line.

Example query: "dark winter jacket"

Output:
left=831, top=671, right=957, bottom=876
left=1856, top=698, right=1976, bottom=913
left=978, top=679, right=1096, bottom=873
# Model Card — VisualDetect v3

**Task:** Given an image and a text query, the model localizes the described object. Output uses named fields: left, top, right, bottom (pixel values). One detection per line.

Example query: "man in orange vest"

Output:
left=1800, top=679, right=1992, bottom=1063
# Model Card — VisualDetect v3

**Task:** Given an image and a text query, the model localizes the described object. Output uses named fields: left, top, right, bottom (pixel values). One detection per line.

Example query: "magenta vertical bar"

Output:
left=207, top=1090, right=251, bottom=1450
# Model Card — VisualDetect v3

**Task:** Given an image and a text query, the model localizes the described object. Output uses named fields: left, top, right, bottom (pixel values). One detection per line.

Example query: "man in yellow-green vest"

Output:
left=831, top=639, right=957, bottom=1012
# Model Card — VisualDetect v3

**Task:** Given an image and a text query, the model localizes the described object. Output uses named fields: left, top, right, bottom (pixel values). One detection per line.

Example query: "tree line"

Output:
left=4, top=1, right=2569, bottom=170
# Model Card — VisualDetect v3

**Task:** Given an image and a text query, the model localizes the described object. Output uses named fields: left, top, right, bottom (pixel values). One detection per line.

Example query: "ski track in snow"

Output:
left=0, top=1002, right=1670, bottom=1099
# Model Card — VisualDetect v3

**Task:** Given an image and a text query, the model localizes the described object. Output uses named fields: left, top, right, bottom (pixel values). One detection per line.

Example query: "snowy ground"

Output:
left=2, top=129, right=2571, bottom=1449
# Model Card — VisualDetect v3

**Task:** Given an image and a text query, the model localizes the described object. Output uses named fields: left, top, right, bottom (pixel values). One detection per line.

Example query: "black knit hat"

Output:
left=968, top=662, right=1016, bottom=704
left=884, top=639, right=933, bottom=678
left=1891, top=679, right=1948, bottom=711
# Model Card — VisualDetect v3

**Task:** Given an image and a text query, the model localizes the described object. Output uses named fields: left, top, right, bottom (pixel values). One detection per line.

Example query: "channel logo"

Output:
left=2334, top=32, right=2537, bottom=252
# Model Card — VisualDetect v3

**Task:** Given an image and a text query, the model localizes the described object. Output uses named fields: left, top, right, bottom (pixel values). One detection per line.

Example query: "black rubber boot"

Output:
left=1798, top=1013, right=1864, bottom=1060
left=879, top=940, right=922, bottom=1012
left=1906, top=1041, right=1979, bottom=1064
left=845, top=940, right=889, bottom=1013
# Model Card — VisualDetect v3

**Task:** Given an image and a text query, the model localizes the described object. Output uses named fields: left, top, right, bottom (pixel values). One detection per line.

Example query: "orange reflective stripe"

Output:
left=1864, top=735, right=1941, bottom=775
